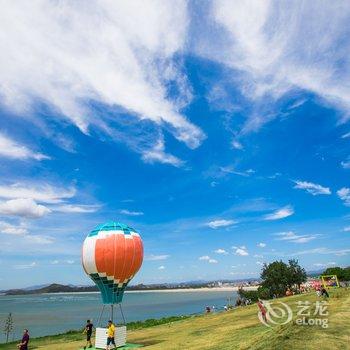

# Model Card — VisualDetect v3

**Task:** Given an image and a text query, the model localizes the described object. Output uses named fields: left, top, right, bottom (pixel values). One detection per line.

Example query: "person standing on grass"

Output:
left=321, top=287, right=329, bottom=298
left=83, top=319, right=94, bottom=349
left=17, top=329, right=29, bottom=350
left=106, top=320, right=116, bottom=350
left=257, top=299, right=267, bottom=323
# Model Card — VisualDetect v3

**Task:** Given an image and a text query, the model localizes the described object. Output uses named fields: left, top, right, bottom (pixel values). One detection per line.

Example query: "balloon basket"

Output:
left=95, top=326, right=126, bottom=349
left=91, top=303, right=133, bottom=349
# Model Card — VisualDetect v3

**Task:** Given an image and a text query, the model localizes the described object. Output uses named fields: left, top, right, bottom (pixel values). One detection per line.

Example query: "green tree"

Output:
left=3, top=313, right=13, bottom=343
left=322, top=266, right=350, bottom=281
left=287, top=259, right=307, bottom=288
left=260, top=260, right=290, bottom=297
left=260, top=259, right=307, bottom=298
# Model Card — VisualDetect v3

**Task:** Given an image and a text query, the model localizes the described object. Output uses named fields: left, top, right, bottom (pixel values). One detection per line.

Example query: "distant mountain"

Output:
left=5, top=283, right=98, bottom=295
left=3, top=278, right=261, bottom=296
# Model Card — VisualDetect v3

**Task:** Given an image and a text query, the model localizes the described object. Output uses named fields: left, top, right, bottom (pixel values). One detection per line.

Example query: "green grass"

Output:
left=1, top=289, right=349, bottom=350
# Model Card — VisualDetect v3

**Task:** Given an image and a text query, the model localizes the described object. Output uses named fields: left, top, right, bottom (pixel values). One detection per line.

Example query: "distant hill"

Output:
left=3, top=279, right=261, bottom=296
left=4, top=283, right=98, bottom=295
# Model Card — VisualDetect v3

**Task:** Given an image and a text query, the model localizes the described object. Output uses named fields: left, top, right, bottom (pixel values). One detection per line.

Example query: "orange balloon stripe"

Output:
left=104, top=234, right=115, bottom=278
left=95, top=236, right=107, bottom=274
left=123, top=235, right=137, bottom=283
left=119, top=236, right=134, bottom=283
left=113, top=233, right=125, bottom=283
left=131, top=236, right=143, bottom=277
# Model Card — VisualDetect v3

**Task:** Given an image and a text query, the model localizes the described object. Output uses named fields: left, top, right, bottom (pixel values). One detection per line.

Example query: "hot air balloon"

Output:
left=82, top=221, right=143, bottom=304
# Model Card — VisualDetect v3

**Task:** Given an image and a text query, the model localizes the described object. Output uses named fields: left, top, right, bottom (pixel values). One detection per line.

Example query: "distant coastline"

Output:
left=1, top=282, right=260, bottom=296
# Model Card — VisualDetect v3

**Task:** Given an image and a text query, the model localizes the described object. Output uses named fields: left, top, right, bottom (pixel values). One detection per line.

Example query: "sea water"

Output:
left=0, top=290, right=237, bottom=343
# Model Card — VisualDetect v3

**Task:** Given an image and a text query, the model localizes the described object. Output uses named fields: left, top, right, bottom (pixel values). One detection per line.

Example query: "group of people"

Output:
left=83, top=319, right=116, bottom=350
left=15, top=320, right=117, bottom=350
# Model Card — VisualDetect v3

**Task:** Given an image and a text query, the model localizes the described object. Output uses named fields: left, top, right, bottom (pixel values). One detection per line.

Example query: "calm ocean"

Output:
left=0, top=290, right=237, bottom=343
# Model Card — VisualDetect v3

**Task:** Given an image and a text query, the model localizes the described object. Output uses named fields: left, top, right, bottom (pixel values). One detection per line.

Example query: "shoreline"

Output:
left=1, top=286, right=259, bottom=297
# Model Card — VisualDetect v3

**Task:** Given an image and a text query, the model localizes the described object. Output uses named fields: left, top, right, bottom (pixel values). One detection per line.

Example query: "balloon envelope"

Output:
left=82, top=221, right=143, bottom=304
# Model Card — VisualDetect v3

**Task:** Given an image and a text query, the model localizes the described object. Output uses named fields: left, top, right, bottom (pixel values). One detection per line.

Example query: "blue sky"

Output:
left=0, top=1, right=350, bottom=289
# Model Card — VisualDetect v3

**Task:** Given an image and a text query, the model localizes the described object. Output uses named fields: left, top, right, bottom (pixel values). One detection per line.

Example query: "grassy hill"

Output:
left=1, top=288, right=349, bottom=350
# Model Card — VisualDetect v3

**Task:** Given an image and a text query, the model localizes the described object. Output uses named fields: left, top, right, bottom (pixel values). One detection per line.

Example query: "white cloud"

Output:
left=341, top=160, right=350, bottom=169
left=0, top=182, right=76, bottom=204
left=158, top=265, right=165, bottom=270
left=256, top=261, right=264, bottom=266
left=257, top=242, right=266, bottom=248
left=231, top=140, right=243, bottom=150
left=0, top=1, right=204, bottom=165
left=206, top=1, right=350, bottom=131
left=199, top=255, right=210, bottom=261
left=206, top=219, right=237, bottom=229
left=343, top=226, right=350, bottom=232
left=24, top=235, right=55, bottom=245
left=313, top=262, right=336, bottom=268
left=214, top=248, right=228, bottom=255
left=26, top=235, right=54, bottom=245
left=13, top=262, right=37, bottom=269
left=341, top=132, right=350, bottom=139
left=141, top=138, right=185, bottom=167
left=275, top=231, right=319, bottom=244
left=50, top=260, right=59, bottom=265
left=208, top=259, right=218, bottom=264
left=54, top=204, right=100, bottom=213
left=337, top=187, right=350, bottom=206
left=0, top=221, right=28, bottom=235
left=292, top=247, right=350, bottom=256
left=65, top=260, right=75, bottom=264
left=0, top=198, right=51, bottom=218
left=233, top=246, right=249, bottom=256
left=120, top=209, right=144, bottom=216
left=145, top=254, right=170, bottom=261
left=0, top=133, right=49, bottom=160
left=264, top=205, right=294, bottom=221
left=218, top=165, right=254, bottom=177
left=293, top=180, right=331, bottom=196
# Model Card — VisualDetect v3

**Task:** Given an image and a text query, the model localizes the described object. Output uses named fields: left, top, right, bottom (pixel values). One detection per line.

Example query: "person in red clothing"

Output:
left=17, top=329, right=29, bottom=350
left=257, top=299, right=267, bottom=322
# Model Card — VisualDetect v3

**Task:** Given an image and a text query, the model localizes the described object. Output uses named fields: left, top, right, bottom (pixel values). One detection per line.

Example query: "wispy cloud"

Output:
left=337, top=187, right=350, bottom=206
left=257, top=242, right=266, bottom=248
left=0, top=133, right=49, bottom=161
left=292, top=247, right=350, bottom=257
left=54, top=204, right=100, bottom=214
left=206, top=219, right=237, bottom=229
left=158, top=265, right=165, bottom=270
left=275, top=231, right=319, bottom=244
left=0, top=1, right=204, bottom=165
left=0, top=221, right=28, bottom=235
left=293, top=180, right=331, bottom=196
left=0, top=182, right=76, bottom=204
left=263, top=205, right=294, bottom=221
left=13, top=262, right=37, bottom=270
left=313, top=262, right=336, bottom=268
left=232, top=246, right=249, bottom=256
left=145, top=254, right=170, bottom=261
left=205, top=1, right=350, bottom=131
left=119, top=209, right=144, bottom=216
left=0, top=198, right=51, bottom=218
